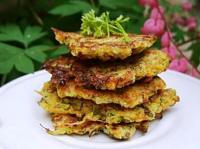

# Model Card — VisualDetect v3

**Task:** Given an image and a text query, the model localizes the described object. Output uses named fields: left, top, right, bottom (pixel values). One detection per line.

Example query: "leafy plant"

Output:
left=49, top=0, right=93, bottom=16
left=189, top=42, right=200, bottom=66
left=81, top=10, right=129, bottom=39
left=0, top=24, right=49, bottom=74
left=0, top=0, right=199, bottom=86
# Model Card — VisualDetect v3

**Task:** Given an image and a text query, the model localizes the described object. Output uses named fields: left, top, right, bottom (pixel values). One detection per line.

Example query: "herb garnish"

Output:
left=81, top=10, right=130, bottom=41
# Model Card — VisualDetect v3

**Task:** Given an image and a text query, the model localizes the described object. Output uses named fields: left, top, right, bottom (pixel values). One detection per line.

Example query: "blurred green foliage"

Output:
left=0, top=0, right=199, bottom=85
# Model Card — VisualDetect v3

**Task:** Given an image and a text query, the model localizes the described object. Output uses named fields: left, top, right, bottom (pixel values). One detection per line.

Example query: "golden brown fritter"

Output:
left=39, top=82, right=179, bottom=124
left=48, top=114, right=149, bottom=140
left=145, top=88, right=180, bottom=114
left=48, top=114, right=102, bottom=137
left=52, top=28, right=157, bottom=61
left=43, top=49, right=170, bottom=90
left=56, top=77, right=166, bottom=108
left=103, top=123, right=137, bottom=140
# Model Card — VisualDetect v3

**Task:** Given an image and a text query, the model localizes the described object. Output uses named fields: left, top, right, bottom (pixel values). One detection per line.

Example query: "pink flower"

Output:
left=182, top=2, right=192, bottom=11
left=169, top=58, right=188, bottom=73
left=162, top=44, right=177, bottom=59
left=186, top=17, right=197, bottom=30
left=141, top=18, right=165, bottom=36
left=138, top=0, right=158, bottom=7
left=190, top=68, right=200, bottom=78
left=161, top=32, right=171, bottom=47
left=172, top=13, right=186, bottom=26
left=150, top=7, right=162, bottom=19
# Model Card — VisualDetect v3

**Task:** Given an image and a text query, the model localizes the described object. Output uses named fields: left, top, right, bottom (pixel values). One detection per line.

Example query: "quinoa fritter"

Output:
left=39, top=81, right=179, bottom=124
left=52, top=28, right=157, bottom=61
left=56, top=77, right=166, bottom=108
left=48, top=114, right=149, bottom=140
left=44, top=50, right=170, bottom=90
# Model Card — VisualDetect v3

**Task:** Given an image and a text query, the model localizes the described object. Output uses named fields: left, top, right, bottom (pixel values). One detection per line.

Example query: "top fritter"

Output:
left=52, top=28, right=157, bottom=61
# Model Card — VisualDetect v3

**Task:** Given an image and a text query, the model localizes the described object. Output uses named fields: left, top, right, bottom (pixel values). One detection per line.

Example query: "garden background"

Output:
left=0, top=0, right=199, bottom=86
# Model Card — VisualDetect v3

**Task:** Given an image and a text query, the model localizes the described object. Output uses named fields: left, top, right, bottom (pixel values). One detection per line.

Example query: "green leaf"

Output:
left=70, top=1, right=92, bottom=13
left=0, top=42, right=23, bottom=62
left=0, top=60, right=14, bottom=74
left=99, top=0, right=138, bottom=9
left=49, top=3, right=81, bottom=16
left=99, top=0, right=117, bottom=9
left=189, top=42, right=200, bottom=66
left=126, top=17, right=146, bottom=34
left=0, top=25, right=46, bottom=47
left=0, top=24, right=24, bottom=44
left=15, top=54, right=34, bottom=73
left=50, top=46, right=69, bottom=57
left=23, top=26, right=46, bottom=47
left=49, top=0, right=92, bottom=16
left=0, top=42, right=35, bottom=74
left=168, top=5, right=182, bottom=13
left=131, top=5, right=144, bottom=14
left=0, top=43, right=23, bottom=74
left=160, top=0, right=170, bottom=10
left=172, top=26, right=185, bottom=43
left=25, top=45, right=50, bottom=63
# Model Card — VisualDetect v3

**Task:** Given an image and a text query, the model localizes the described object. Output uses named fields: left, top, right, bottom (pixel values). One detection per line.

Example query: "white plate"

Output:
left=0, top=70, right=200, bottom=149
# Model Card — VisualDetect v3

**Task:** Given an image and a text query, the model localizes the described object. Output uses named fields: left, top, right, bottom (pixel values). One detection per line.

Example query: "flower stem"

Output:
left=1, top=74, right=7, bottom=86
left=29, top=5, right=43, bottom=25
left=176, top=46, right=200, bottom=74
left=177, top=36, right=200, bottom=47
left=156, top=3, right=200, bottom=74
left=90, top=0, right=95, bottom=7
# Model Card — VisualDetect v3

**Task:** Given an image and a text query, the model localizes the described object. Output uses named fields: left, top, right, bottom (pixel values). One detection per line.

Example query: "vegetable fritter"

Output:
left=39, top=81, right=179, bottom=124
left=43, top=49, right=170, bottom=90
left=56, top=77, right=166, bottom=108
left=52, top=28, right=157, bottom=61
left=47, top=114, right=149, bottom=140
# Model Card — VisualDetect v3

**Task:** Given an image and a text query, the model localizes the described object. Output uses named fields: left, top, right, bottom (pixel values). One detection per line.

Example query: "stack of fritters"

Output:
left=38, top=29, right=179, bottom=140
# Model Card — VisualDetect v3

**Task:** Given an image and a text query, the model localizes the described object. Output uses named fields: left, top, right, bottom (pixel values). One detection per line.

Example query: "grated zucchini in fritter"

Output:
left=38, top=82, right=179, bottom=124
left=56, top=77, right=166, bottom=108
left=48, top=114, right=149, bottom=140
left=52, top=28, right=157, bottom=61
left=43, top=49, right=170, bottom=90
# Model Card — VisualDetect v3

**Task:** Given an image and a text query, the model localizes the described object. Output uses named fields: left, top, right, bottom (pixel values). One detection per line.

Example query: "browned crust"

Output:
left=50, top=114, right=149, bottom=139
left=43, top=50, right=170, bottom=90
left=56, top=77, right=166, bottom=108
left=39, top=82, right=179, bottom=124
left=52, top=28, right=157, bottom=61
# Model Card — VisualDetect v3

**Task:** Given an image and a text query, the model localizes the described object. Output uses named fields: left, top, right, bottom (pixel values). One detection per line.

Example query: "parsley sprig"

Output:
left=81, top=10, right=130, bottom=40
